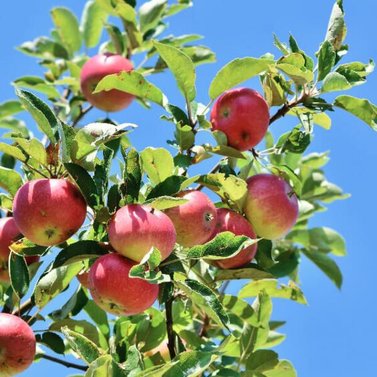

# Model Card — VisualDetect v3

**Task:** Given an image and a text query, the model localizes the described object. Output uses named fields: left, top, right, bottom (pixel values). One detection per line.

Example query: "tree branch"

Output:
left=12, top=298, right=34, bottom=316
left=165, top=297, right=176, bottom=360
left=39, top=354, right=88, bottom=371
left=72, top=105, right=93, bottom=128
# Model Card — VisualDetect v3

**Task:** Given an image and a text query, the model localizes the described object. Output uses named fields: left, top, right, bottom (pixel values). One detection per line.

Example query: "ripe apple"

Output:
left=80, top=53, right=134, bottom=112
left=210, top=88, right=270, bottom=151
left=210, top=208, right=258, bottom=269
left=164, top=190, right=217, bottom=248
left=244, top=174, right=299, bottom=240
left=88, top=253, right=159, bottom=316
left=12, top=179, right=87, bottom=246
left=108, top=204, right=176, bottom=262
left=0, top=313, right=36, bottom=376
left=0, top=217, right=21, bottom=261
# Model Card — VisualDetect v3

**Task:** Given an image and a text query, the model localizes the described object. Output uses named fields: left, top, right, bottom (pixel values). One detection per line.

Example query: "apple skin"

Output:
left=0, top=218, right=21, bottom=262
left=164, top=191, right=217, bottom=248
left=80, top=54, right=134, bottom=112
left=12, top=179, right=87, bottom=246
left=108, top=204, right=176, bottom=262
left=244, top=174, right=299, bottom=240
left=210, top=208, right=258, bottom=269
left=88, top=253, right=159, bottom=316
left=0, top=313, right=36, bottom=376
left=77, top=270, right=90, bottom=288
left=210, top=88, right=270, bottom=151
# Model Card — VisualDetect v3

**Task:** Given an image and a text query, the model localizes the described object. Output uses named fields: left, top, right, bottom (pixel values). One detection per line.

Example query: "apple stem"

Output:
left=38, top=354, right=88, bottom=371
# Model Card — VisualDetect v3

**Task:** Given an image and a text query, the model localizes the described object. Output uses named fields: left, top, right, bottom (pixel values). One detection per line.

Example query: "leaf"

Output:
left=336, top=60, right=375, bottom=85
left=15, top=138, right=47, bottom=165
left=95, top=71, right=168, bottom=107
left=9, top=253, right=30, bottom=299
left=0, top=100, right=23, bottom=118
left=302, top=249, right=343, bottom=289
left=13, top=76, right=60, bottom=99
left=174, top=278, right=229, bottom=328
left=205, top=145, right=246, bottom=160
left=139, top=0, right=167, bottom=34
left=81, top=1, right=108, bottom=48
left=53, top=241, right=108, bottom=268
left=50, top=319, right=100, bottom=344
left=154, top=42, right=196, bottom=102
left=146, top=175, right=188, bottom=199
left=317, top=40, right=336, bottom=81
left=334, top=95, right=377, bottom=130
left=187, top=232, right=257, bottom=260
left=85, top=355, right=118, bottom=377
left=64, top=163, right=99, bottom=208
left=0, top=143, right=27, bottom=163
left=9, top=238, right=47, bottom=257
left=34, top=263, right=83, bottom=308
left=277, top=62, right=313, bottom=85
left=51, top=7, right=82, bottom=55
left=140, top=147, right=174, bottom=185
left=175, top=124, right=195, bottom=150
left=245, top=350, right=279, bottom=372
left=0, top=166, right=23, bottom=196
left=145, top=196, right=188, bottom=210
left=36, top=332, right=65, bottom=354
left=122, top=148, right=141, bottom=204
left=262, top=360, right=297, bottom=377
left=239, top=279, right=307, bottom=304
left=325, top=0, right=347, bottom=51
left=209, top=57, right=274, bottom=99
left=17, top=36, right=69, bottom=60
left=215, top=267, right=273, bottom=281
left=322, top=72, right=352, bottom=93
left=16, top=89, right=60, bottom=143
left=62, top=327, right=101, bottom=365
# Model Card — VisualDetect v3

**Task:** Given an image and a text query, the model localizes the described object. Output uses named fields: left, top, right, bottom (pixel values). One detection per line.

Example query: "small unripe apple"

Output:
left=13, top=179, right=87, bottom=246
left=164, top=190, right=217, bottom=248
left=244, top=174, right=299, bottom=240
left=77, top=270, right=90, bottom=288
left=0, top=313, right=36, bottom=376
left=210, top=88, right=270, bottom=151
left=210, top=208, right=258, bottom=269
left=0, top=217, right=21, bottom=261
left=108, top=204, right=176, bottom=262
left=80, top=54, right=134, bottom=112
left=88, top=253, right=159, bottom=316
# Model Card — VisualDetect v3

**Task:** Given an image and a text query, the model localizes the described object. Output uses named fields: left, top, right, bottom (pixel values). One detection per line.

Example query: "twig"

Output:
left=72, top=105, right=93, bottom=128
left=38, top=354, right=88, bottom=371
left=12, top=298, right=33, bottom=316
left=165, top=297, right=176, bottom=360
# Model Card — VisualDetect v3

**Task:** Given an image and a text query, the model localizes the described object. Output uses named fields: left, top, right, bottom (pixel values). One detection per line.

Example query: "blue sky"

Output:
left=1, top=1, right=377, bottom=376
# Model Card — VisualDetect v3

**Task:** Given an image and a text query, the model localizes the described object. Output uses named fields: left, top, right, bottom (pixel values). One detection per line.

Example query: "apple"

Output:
left=210, top=208, right=258, bottom=269
left=0, top=313, right=36, bottom=376
left=244, top=174, right=299, bottom=240
left=164, top=190, right=217, bottom=248
left=77, top=270, right=90, bottom=288
left=80, top=53, right=134, bottom=112
left=12, top=179, right=87, bottom=246
left=0, top=217, right=21, bottom=262
left=210, top=88, right=270, bottom=151
left=88, top=253, right=159, bottom=316
left=108, top=204, right=176, bottom=262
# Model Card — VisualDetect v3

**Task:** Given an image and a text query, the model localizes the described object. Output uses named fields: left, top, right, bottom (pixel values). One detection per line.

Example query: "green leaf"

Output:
left=139, top=0, right=167, bottom=34
left=36, top=332, right=65, bottom=355
left=187, top=231, right=257, bottom=260
left=336, top=60, right=374, bottom=85
left=175, top=124, right=195, bottom=150
left=84, top=300, right=110, bottom=341
left=9, top=253, right=30, bottom=299
left=16, top=89, right=60, bottom=143
left=325, top=0, right=347, bottom=51
left=13, top=76, right=60, bottom=99
left=15, top=138, right=47, bottom=165
left=122, top=148, right=141, bottom=204
left=81, top=1, right=108, bottom=48
left=35, top=263, right=83, bottom=308
left=239, top=279, right=307, bottom=304
left=334, top=95, right=377, bottom=130
left=0, top=143, right=27, bottom=163
left=174, top=278, right=229, bottom=328
left=95, top=71, right=168, bottom=107
left=85, top=355, right=119, bottom=377
left=209, top=57, right=274, bottom=99
left=277, top=62, right=313, bottom=85
left=17, top=36, right=69, bottom=60
left=0, top=166, right=23, bottom=196
left=205, top=145, right=246, bottom=160
left=288, top=227, right=346, bottom=256
left=140, top=147, right=174, bottom=185
left=145, top=196, right=188, bottom=210
left=215, top=267, right=273, bottom=282
left=53, top=241, right=108, bottom=268
left=302, top=249, right=343, bottom=289
left=0, top=100, right=23, bottom=118
left=245, top=350, right=279, bottom=372
left=50, top=319, right=100, bottom=345
left=154, top=41, right=196, bottom=102
left=146, top=175, right=188, bottom=199
left=317, top=41, right=336, bottom=81
left=9, top=238, right=47, bottom=257
left=322, top=72, right=352, bottom=93
left=62, top=327, right=101, bottom=365
left=262, top=73, right=286, bottom=107
left=51, top=7, right=82, bottom=55
left=64, top=163, right=99, bottom=208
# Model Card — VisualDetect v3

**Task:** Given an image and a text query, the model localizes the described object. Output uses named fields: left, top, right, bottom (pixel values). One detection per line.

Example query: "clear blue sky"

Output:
left=1, top=1, right=377, bottom=376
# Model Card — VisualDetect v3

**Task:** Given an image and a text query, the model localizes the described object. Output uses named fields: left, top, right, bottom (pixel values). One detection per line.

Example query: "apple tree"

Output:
left=0, top=0, right=375, bottom=376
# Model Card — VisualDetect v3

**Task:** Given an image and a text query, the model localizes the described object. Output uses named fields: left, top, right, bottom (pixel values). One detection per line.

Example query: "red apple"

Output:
left=13, top=179, right=87, bottom=246
left=108, top=204, right=176, bottom=262
left=77, top=270, right=90, bottom=288
left=244, top=174, right=299, bottom=240
left=0, top=313, right=36, bottom=376
left=80, top=53, right=134, bottom=112
left=88, top=253, right=159, bottom=316
left=164, top=191, right=217, bottom=248
left=0, top=217, right=21, bottom=262
left=210, top=88, right=270, bottom=151
left=210, top=208, right=258, bottom=269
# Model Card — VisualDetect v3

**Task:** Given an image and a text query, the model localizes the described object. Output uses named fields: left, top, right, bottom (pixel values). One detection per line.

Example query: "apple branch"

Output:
left=71, top=105, right=93, bottom=128
left=39, top=354, right=88, bottom=371
left=165, top=297, right=177, bottom=360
